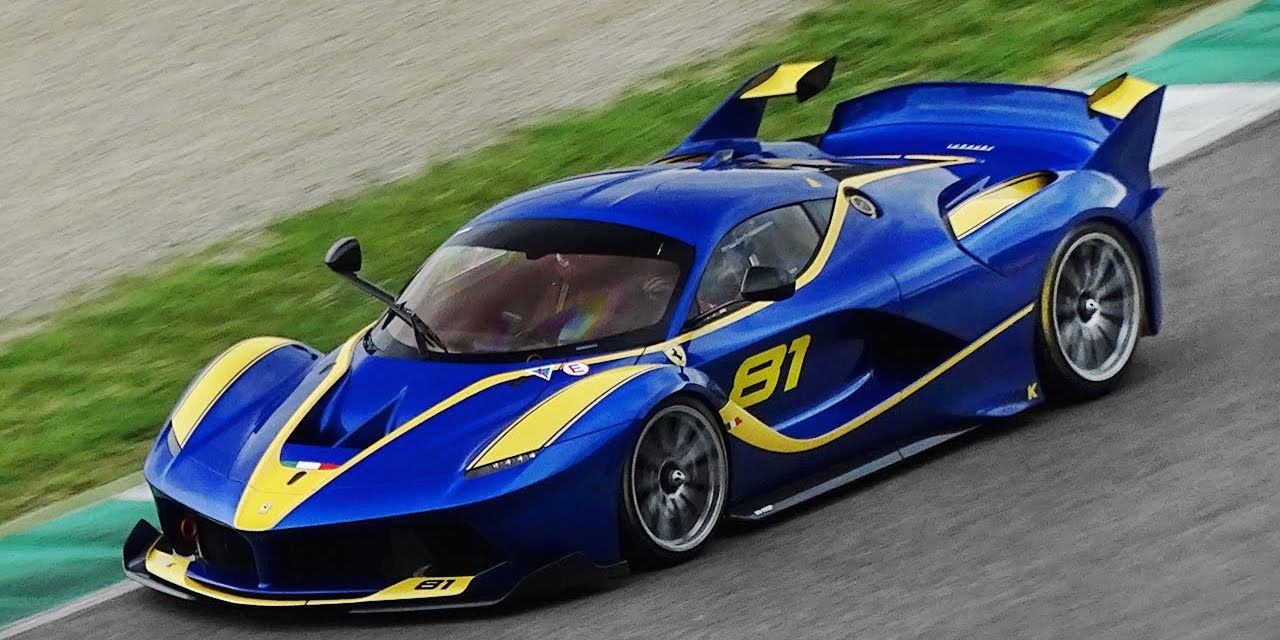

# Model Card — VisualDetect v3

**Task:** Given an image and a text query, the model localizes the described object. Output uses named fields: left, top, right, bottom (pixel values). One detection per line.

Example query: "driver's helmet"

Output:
left=700, top=244, right=753, bottom=311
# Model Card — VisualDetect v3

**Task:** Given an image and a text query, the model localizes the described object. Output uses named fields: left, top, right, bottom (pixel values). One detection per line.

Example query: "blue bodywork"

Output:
left=126, top=61, right=1165, bottom=609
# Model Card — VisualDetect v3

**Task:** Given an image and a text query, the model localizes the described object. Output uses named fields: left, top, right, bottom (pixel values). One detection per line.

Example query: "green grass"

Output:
left=0, top=0, right=1215, bottom=523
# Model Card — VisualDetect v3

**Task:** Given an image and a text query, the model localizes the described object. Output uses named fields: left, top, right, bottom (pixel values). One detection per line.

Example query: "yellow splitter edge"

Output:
left=145, top=542, right=472, bottom=606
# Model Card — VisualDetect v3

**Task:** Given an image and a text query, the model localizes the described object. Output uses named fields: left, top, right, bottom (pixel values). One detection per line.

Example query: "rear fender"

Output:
left=957, top=169, right=1163, bottom=334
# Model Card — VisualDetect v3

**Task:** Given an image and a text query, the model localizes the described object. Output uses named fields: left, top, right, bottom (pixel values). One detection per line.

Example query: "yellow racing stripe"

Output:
left=723, top=303, right=1035, bottom=453
left=170, top=337, right=297, bottom=447
left=468, top=364, right=660, bottom=470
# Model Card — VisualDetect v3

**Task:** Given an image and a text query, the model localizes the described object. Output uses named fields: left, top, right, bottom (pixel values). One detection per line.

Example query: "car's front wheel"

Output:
left=621, top=398, right=728, bottom=567
left=1036, top=222, right=1145, bottom=401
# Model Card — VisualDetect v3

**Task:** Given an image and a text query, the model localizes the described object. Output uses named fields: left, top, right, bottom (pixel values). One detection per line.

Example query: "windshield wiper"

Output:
left=322, top=236, right=449, bottom=355
left=394, top=304, right=449, bottom=354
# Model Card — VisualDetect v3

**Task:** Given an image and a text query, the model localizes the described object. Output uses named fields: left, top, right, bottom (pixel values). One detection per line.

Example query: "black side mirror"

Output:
left=324, top=237, right=363, bottom=274
left=740, top=266, right=796, bottom=302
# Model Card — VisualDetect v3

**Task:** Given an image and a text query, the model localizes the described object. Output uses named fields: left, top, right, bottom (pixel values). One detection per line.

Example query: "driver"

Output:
left=697, top=244, right=753, bottom=313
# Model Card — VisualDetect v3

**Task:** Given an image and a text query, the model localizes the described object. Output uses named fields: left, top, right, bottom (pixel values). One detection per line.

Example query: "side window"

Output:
left=802, top=198, right=835, bottom=233
left=694, top=204, right=821, bottom=317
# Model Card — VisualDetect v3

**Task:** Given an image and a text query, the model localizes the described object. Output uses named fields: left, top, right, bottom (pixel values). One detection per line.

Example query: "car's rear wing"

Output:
left=820, top=73, right=1164, bottom=183
left=665, top=57, right=1164, bottom=186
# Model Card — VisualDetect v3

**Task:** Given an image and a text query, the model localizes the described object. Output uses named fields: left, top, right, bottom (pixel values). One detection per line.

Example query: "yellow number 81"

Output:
left=730, top=335, right=811, bottom=409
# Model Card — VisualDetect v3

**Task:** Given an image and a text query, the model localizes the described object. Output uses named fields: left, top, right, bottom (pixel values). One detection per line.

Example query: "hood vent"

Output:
left=285, top=379, right=406, bottom=451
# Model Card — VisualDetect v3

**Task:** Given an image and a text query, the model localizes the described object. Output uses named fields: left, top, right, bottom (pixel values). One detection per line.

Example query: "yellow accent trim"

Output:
left=1088, top=74, right=1160, bottom=119
left=1027, top=382, right=1039, bottom=400
left=144, top=543, right=470, bottom=605
left=948, top=171, right=1055, bottom=239
left=146, top=545, right=304, bottom=606
left=468, top=364, right=660, bottom=470
left=722, top=304, right=1035, bottom=453
left=233, top=331, right=365, bottom=531
left=739, top=61, right=827, bottom=100
left=170, top=337, right=296, bottom=447
left=322, top=576, right=473, bottom=605
left=803, top=156, right=973, bottom=288
left=657, top=153, right=706, bottom=164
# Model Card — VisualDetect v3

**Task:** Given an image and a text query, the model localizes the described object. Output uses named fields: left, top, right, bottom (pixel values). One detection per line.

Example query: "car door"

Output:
left=680, top=196, right=933, bottom=500
left=683, top=202, right=875, bottom=433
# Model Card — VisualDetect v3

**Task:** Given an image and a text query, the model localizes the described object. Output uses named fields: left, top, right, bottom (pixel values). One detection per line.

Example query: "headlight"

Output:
left=464, top=450, right=539, bottom=479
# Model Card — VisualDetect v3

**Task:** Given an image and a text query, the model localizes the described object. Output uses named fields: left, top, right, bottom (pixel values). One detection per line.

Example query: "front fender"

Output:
left=157, top=337, right=320, bottom=452
left=467, top=361, right=721, bottom=477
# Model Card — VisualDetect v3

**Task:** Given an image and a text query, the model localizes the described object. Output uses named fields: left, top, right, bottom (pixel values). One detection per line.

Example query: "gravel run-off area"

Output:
left=0, top=0, right=805, bottom=322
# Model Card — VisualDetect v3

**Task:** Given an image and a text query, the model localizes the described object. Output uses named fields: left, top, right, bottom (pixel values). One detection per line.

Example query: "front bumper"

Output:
left=123, top=520, right=625, bottom=612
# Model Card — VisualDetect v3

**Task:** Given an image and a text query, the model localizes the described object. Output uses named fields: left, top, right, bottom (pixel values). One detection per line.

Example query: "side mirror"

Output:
left=324, top=237, right=363, bottom=274
left=740, top=266, right=796, bottom=302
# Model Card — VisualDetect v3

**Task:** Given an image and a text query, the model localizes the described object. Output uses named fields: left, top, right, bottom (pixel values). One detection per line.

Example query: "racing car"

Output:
left=125, top=58, right=1165, bottom=610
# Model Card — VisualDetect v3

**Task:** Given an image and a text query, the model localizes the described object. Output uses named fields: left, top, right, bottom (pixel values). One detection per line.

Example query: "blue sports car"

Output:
left=125, top=58, right=1165, bottom=610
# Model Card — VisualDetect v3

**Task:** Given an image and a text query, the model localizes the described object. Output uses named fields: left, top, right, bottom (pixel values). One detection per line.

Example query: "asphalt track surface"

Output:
left=22, top=116, right=1280, bottom=639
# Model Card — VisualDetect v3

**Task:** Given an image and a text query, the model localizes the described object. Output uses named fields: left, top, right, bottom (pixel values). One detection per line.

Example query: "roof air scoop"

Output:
left=699, top=148, right=738, bottom=170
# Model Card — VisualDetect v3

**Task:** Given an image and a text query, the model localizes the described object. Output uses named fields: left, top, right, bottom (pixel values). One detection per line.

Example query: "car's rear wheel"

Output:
left=1036, top=222, right=1144, bottom=401
left=621, top=398, right=728, bottom=567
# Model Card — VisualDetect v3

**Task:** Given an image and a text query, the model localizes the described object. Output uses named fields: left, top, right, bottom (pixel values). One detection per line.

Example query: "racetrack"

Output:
left=0, top=0, right=802, bottom=325
left=18, top=108, right=1280, bottom=639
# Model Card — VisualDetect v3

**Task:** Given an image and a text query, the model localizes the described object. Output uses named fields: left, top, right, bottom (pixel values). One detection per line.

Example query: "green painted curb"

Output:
left=1058, top=0, right=1264, bottom=89
left=1132, top=0, right=1280, bottom=83
left=0, top=473, right=143, bottom=539
left=0, top=499, right=154, bottom=628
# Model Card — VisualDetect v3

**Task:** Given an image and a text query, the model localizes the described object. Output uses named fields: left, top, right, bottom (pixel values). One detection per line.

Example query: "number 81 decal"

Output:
left=730, top=335, right=811, bottom=408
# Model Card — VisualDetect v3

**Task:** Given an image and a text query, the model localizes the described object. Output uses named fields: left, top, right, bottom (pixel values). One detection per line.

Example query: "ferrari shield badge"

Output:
left=664, top=345, right=687, bottom=367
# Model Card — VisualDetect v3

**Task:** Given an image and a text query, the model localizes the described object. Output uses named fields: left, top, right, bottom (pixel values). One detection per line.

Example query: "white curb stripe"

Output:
left=1153, top=83, right=1280, bottom=168
left=113, top=485, right=152, bottom=503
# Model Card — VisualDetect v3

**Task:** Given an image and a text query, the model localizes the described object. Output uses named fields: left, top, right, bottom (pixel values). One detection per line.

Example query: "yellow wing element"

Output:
left=739, top=58, right=836, bottom=102
left=948, top=171, right=1057, bottom=240
left=468, top=365, right=661, bottom=471
left=169, top=337, right=298, bottom=447
left=1088, top=74, right=1161, bottom=119
left=722, top=304, right=1035, bottom=453
left=144, top=543, right=471, bottom=606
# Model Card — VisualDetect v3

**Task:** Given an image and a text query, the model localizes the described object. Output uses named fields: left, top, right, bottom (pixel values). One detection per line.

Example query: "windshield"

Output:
left=369, top=218, right=694, bottom=359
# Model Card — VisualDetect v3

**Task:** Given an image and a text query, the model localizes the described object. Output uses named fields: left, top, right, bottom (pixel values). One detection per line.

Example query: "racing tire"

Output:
left=1035, top=222, right=1145, bottom=402
left=621, top=397, right=728, bottom=568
